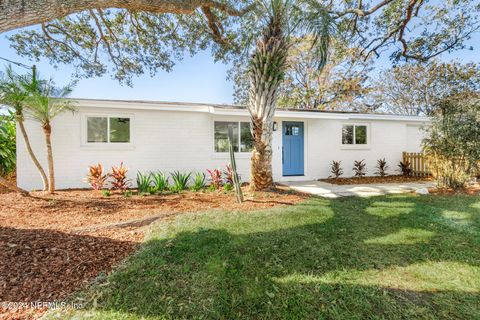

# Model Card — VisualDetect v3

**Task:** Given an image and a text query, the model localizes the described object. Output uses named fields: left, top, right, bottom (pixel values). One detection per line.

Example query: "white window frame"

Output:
left=81, top=112, right=134, bottom=149
left=212, top=120, right=253, bottom=155
left=341, top=123, right=371, bottom=149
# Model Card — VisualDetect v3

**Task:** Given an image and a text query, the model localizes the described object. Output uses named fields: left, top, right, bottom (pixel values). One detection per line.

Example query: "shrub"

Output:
left=207, top=168, right=222, bottom=189
left=136, top=171, right=152, bottom=194
left=423, top=92, right=480, bottom=188
left=151, top=171, right=169, bottom=192
left=329, top=160, right=343, bottom=179
left=398, top=161, right=412, bottom=176
left=86, top=163, right=109, bottom=190
left=224, top=164, right=234, bottom=185
left=102, top=190, right=111, bottom=197
left=224, top=183, right=233, bottom=192
left=170, top=171, right=191, bottom=192
left=123, top=190, right=133, bottom=197
left=110, top=162, right=131, bottom=191
left=352, top=160, right=367, bottom=177
left=375, top=158, right=388, bottom=177
left=191, top=172, right=206, bottom=191
left=0, top=111, right=16, bottom=176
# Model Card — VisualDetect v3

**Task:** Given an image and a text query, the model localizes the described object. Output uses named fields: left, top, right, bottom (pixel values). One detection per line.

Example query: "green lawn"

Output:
left=59, top=194, right=479, bottom=319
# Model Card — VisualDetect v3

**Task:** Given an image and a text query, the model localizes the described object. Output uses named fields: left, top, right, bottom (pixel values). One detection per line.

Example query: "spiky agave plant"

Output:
left=151, top=171, right=169, bottom=192
left=247, top=0, right=332, bottom=190
left=136, top=171, right=152, bottom=194
left=170, top=171, right=191, bottom=192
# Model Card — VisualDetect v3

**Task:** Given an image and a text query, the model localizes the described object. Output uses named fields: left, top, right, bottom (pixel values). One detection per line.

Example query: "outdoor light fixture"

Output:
left=273, top=121, right=278, bottom=131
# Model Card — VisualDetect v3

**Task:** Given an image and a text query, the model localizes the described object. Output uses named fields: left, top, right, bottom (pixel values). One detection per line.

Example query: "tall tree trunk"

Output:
left=0, top=176, right=29, bottom=195
left=43, top=123, right=55, bottom=194
left=17, top=119, right=49, bottom=191
left=247, top=14, right=289, bottom=191
left=0, top=0, right=251, bottom=34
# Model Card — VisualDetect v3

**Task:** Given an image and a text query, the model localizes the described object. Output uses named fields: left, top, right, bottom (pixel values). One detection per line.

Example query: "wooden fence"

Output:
left=402, top=152, right=431, bottom=177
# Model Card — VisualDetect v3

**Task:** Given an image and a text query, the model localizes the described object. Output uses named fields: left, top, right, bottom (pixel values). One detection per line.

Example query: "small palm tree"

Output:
left=247, top=0, right=332, bottom=190
left=0, top=65, right=49, bottom=191
left=26, top=81, right=75, bottom=193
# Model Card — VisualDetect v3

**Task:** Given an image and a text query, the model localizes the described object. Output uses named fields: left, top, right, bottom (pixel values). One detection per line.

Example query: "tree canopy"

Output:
left=2, top=0, right=478, bottom=85
left=371, top=61, right=480, bottom=115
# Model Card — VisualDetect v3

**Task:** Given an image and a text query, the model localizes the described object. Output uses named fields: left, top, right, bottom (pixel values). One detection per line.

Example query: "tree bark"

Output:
left=247, top=13, right=289, bottom=191
left=43, top=124, right=55, bottom=194
left=17, top=119, right=49, bottom=191
left=250, top=120, right=274, bottom=190
left=0, top=0, right=251, bottom=34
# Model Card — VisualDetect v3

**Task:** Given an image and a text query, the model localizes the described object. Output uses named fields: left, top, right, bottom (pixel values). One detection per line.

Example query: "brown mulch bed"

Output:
left=320, top=175, right=432, bottom=185
left=0, top=173, right=16, bottom=194
left=428, top=183, right=480, bottom=195
left=0, top=186, right=306, bottom=319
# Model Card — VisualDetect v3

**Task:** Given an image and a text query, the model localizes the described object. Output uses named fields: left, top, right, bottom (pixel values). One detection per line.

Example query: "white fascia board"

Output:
left=75, top=99, right=212, bottom=113
left=210, top=107, right=429, bottom=122
left=74, top=99, right=429, bottom=123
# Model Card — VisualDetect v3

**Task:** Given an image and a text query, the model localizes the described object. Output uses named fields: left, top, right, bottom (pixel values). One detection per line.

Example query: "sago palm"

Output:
left=247, top=0, right=332, bottom=190
left=26, top=81, right=75, bottom=193
left=0, top=65, right=50, bottom=191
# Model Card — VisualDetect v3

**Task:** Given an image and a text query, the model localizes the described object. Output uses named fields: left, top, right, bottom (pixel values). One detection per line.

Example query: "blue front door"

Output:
left=282, top=122, right=304, bottom=176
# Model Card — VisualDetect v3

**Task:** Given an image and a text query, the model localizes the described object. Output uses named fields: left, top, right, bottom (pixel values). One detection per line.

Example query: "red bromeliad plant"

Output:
left=224, top=164, right=234, bottom=185
left=110, top=162, right=131, bottom=191
left=207, top=168, right=222, bottom=189
left=86, top=163, right=109, bottom=190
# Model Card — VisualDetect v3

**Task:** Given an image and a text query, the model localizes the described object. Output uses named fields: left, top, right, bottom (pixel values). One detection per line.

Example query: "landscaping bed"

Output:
left=0, top=186, right=305, bottom=320
left=428, top=183, right=480, bottom=195
left=320, top=175, right=431, bottom=185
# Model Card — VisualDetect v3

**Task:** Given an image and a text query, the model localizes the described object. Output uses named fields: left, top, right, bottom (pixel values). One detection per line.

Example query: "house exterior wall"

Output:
left=16, top=101, right=428, bottom=191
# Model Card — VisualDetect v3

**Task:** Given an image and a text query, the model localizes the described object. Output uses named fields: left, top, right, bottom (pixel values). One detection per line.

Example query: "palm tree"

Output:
left=0, top=65, right=49, bottom=191
left=26, top=81, right=75, bottom=193
left=247, top=0, right=332, bottom=190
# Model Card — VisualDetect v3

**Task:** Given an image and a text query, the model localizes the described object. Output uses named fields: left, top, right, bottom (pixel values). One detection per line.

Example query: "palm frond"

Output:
left=293, top=0, right=333, bottom=71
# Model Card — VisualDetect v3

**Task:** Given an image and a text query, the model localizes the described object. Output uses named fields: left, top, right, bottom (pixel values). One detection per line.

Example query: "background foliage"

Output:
left=0, top=109, right=16, bottom=175
left=423, top=92, right=480, bottom=188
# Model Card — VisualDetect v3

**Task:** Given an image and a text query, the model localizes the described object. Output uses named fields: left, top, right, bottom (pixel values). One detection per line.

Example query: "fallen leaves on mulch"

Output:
left=320, top=175, right=432, bottom=185
left=428, top=183, right=480, bottom=195
left=0, top=186, right=306, bottom=319
left=0, top=173, right=16, bottom=194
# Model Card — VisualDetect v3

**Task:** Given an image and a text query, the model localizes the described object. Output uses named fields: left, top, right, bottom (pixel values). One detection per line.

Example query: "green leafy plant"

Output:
left=85, top=163, right=109, bottom=190
left=123, top=190, right=133, bottom=198
left=102, top=190, right=111, bottom=197
left=328, top=160, right=343, bottom=179
left=224, top=183, right=233, bottom=192
left=136, top=171, right=152, bottom=194
left=398, top=161, right=412, bottom=176
left=375, top=158, right=389, bottom=177
left=0, top=111, right=16, bottom=175
left=110, top=162, right=131, bottom=191
left=151, top=171, right=169, bottom=193
left=190, top=172, right=206, bottom=191
left=353, top=160, right=367, bottom=177
left=170, top=171, right=191, bottom=192
left=207, top=169, right=222, bottom=189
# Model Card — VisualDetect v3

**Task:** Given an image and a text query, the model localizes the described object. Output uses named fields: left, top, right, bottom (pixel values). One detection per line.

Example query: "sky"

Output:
left=0, top=28, right=479, bottom=105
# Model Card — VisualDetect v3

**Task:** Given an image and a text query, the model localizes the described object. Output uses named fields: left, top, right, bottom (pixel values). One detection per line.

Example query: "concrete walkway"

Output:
left=284, top=180, right=435, bottom=198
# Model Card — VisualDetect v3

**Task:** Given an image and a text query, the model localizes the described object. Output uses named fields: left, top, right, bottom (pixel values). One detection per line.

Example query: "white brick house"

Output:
left=17, top=98, right=428, bottom=191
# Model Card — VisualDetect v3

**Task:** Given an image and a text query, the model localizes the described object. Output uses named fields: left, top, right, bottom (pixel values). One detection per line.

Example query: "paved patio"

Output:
left=284, top=180, right=435, bottom=198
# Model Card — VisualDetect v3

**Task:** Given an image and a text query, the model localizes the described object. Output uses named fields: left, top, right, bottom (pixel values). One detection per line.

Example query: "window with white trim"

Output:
left=342, top=124, right=367, bottom=145
left=214, top=121, right=253, bottom=152
left=86, top=116, right=131, bottom=143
